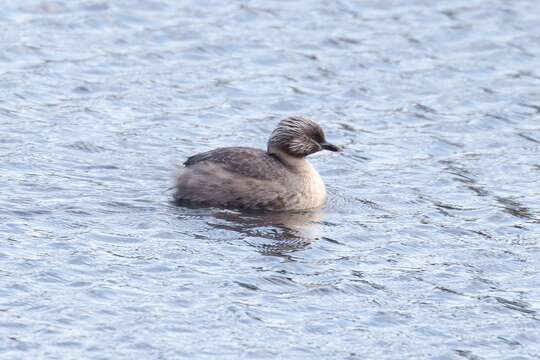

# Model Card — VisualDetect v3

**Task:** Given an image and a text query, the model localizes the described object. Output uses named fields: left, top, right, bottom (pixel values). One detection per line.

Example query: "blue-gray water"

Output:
left=1, top=1, right=540, bottom=359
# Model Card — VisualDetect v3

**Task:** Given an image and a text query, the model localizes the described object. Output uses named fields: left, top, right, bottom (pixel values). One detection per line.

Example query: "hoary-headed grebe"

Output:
left=174, top=116, right=340, bottom=210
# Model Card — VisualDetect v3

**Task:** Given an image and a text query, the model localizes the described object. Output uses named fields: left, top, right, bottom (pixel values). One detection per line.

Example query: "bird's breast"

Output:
left=296, top=162, right=326, bottom=209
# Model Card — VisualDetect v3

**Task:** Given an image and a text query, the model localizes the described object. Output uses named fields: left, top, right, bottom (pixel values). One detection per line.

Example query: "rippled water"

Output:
left=1, top=0, right=540, bottom=358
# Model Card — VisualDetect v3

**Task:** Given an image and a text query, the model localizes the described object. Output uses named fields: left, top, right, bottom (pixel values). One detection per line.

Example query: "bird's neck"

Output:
left=268, top=145, right=326, bottom=208
left=267, top=145, right=311, bottom=172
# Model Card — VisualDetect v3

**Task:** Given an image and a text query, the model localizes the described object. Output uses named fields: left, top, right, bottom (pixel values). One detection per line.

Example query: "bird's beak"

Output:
left=320, top=142, right=341, bottom=152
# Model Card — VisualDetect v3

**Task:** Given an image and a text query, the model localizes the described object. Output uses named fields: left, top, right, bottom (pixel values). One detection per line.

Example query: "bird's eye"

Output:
left=313, top=132, right=324, bottom=143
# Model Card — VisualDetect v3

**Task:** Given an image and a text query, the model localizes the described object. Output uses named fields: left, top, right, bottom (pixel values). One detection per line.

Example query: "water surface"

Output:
left=1, top=0, right=539, bottom=359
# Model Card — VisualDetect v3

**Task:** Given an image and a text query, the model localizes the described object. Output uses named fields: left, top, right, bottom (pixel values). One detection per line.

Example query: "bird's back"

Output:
left=174, top=147, right=300, bottom=210
left=183, top=147, right=289, bottom=181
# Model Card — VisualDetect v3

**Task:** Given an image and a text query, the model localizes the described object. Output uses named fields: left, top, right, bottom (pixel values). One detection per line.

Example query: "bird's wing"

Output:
left=183, top=147, right=287, bottom=181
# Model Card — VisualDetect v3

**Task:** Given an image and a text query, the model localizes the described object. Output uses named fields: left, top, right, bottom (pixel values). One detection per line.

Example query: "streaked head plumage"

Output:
left=267, top=116, right=339, bottom=158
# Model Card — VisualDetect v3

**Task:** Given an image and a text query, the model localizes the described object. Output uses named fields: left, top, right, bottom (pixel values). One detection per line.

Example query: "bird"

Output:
left=174, top=116, right=340, bottom=211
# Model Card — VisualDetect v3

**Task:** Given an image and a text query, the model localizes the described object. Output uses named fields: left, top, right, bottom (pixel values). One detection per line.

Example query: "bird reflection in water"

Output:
left=207, top=209, right=325, bottom=258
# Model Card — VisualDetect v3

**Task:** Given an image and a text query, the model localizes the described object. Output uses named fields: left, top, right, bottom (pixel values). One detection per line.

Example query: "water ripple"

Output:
left=0, top=0, right=539, bottom=359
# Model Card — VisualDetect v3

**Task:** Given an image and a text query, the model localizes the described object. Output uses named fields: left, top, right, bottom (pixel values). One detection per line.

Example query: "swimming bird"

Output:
left=174, top=116, right=340, bottom=210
